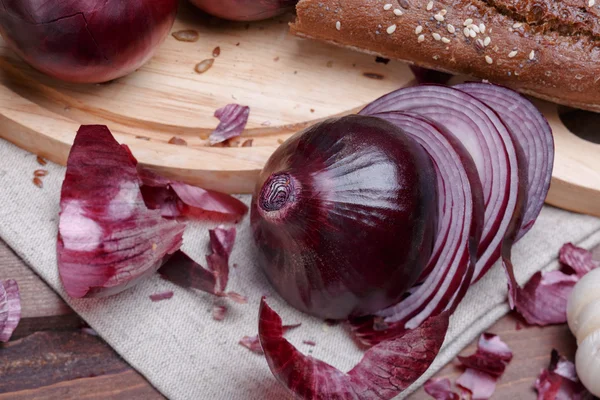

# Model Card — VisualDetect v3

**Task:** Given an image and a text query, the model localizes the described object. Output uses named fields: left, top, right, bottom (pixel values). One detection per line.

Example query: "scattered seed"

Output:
left=485, top=55, right=493, bottom=64
left=440, top=9, right=447, bottom=15
left=399, top=0, right=410, bottom=8
left=363, top=72, right=384, bottom=80
left=384, top=3, right=393, bottom=10
left=212, top=46, right=221, bottom=57
left=303, top=340, right=317, bottom=346
left=393, top=8, right=403, bottom=15
left=479, top=23, right=486, bottom=33
left=33, top=177, right=43, bottom=188
left=277, top=138, right=285, bottom=144
left=463, top=27, right=470, bottom=37
left=447, top=24, right=456, bottom=33
left=529, top=50, right=535, bottom=60
left=36, top=155, right=47, bottom=166
left=135, top=136, right=151, bottom=141
left=336, top=21, right=341, bottom=30
left=387, top=24, right=397, bottom=34
left=483, top=36, right=491, bottom=46
left=172, top=29, right=200, bottom=42
left=195, top=59, right=214, bottom=74
left=168, top=136, right=187, bottom=146
left=432, top=32, right=441, bottom=41
left=241, top=139, right=254, bottom=147
left=434, top=14, right=445, bottom=22
left=513, top=22, right=522, bottom=28
left=589, top=0, right=595, bottom=7
left=508, top=50, right=518, bottom=58
left=469, top=29, right=477, bottom=38
left=476, top=38, right=484, bottom=50
left=427, top=1, right=434, bottom=10
left=418, top=34, right=425, bottom=42
left=469, top=24, right=480, bottom=33
left=442, top=37, right=451, bottom=43
left=415, top=25, right=423, bottom=34
left=34, top=169, right=48, bottom=177
left=464, top=18, right=473, bottom=26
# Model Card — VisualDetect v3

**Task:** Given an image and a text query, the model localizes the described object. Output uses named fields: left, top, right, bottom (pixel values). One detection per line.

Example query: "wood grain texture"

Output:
left=0, top=240, right=597, bottom=399
left=0, top=8, right=598, bottom=214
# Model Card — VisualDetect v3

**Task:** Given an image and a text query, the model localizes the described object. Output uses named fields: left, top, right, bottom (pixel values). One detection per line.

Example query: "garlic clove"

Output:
left=575, top=330, right=600, bottom=396
left=567, top=268, right=600, bottom=337
left=575, top=298, right=600, bottom=345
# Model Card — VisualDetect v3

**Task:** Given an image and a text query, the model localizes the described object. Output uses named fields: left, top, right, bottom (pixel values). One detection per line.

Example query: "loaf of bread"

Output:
left=290, top=0, right=600, bottom=111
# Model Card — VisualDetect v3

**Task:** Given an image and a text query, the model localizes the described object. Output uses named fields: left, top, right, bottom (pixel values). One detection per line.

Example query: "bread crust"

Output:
left=291, top=0, right=600, bottom=111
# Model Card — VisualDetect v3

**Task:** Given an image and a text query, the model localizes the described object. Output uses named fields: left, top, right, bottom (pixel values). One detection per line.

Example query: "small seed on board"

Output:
left=195, top=59, right=215, bottom=74
left=241, top=139, right=254, bottom=147
left=34, top=169, right=48, bottom=177
left=168, top=137, right=188, bottom=146
left=212, top=46, right=221, bottom=57
left=172, top=30, right=200, bottom=42
left=36, top=155, right=47, bottom=166
left=33, top=177, right=43, bottom=188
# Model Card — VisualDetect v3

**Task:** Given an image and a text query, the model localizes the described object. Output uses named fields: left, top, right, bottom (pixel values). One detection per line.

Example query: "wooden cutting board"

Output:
left=0, top=6, right=598, bottom=217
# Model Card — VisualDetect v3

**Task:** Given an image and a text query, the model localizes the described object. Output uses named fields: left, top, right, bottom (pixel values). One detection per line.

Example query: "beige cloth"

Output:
left=1, top=138, right=600, bottom=399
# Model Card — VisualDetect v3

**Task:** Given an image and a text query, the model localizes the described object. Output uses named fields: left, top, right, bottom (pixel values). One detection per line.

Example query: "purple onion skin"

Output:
left=251, top=115, right=438, bottom=320
left=189, top=0, right=298, bottom=21
left=0, top=0, right=178, bottom=83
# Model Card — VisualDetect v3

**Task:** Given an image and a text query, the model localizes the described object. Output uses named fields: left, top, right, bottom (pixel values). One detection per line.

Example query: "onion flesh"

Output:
left=0, top=0, right=178, bottom=83
left=0, top=279, right=21, bottom=342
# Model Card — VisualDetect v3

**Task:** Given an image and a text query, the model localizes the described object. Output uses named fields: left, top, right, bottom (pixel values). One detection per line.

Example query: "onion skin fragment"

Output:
left=259, top=297, right=449, bottom=400
left=0, top=0, right=178, bottom=83
left=251, top=115, right=438, bottom=320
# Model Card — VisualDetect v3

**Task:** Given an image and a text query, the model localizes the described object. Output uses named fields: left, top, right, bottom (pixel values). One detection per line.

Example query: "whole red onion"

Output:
left=251, top=115, right=438, bottom=320
left=0, top=0, right=178, bottom=83
left=189, top=0, right=298, bottom=21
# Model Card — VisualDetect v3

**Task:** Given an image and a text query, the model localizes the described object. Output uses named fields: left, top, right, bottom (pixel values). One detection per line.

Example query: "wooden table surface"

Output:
left=1, top=239, right=595, bottom=400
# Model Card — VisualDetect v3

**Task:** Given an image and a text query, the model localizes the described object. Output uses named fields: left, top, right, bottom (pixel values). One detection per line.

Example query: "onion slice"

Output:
left=57, top=126, right=185, bottom=298
left=209, top=104, right=250, bottom=145
left=535, top=350, right=591, bottom=399
left=560, top=243, right=599, bottom=277
left=360, top=85, right=525, bottom=283
left=457, top=333, right=513, bottom=377
left=424, top=378, right=459, bottom=400
left=206, top=226, right=236, bottom=292
left=138, top=168, right=248, bottom=222
left=350, top=113, right=483, bottom=345
left=455, top=83, right=554, bottom=240
left=259, top=297, right=449, bottom=399
left=0, top=279, right=21, bottom=342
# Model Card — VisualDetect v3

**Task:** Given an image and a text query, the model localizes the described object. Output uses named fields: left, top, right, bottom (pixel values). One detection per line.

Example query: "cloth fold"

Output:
left=1, top=138, right=599, bottom=399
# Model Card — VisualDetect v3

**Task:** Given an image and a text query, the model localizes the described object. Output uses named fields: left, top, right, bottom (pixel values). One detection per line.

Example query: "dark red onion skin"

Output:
left=0, top=0, right=178, bottom=83
left=250, top=115, right=438, bottom=320
left=189, top=0, right=298, bottom=21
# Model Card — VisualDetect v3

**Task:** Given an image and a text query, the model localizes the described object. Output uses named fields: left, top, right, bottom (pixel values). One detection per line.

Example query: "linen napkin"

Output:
left=1, top=138, right=600, bottom=400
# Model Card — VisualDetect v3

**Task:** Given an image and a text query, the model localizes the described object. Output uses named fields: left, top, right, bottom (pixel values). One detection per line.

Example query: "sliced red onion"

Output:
left=506, top=269, right=579, bottom=326
left=559, top=243, right=599, bottom=277
left=0, top=279, right=21, bottom=343
left=456, top=368, right=497, bottom=400
left=350, top=113, right=483, bottom=345
left=57, top=126, right=185, bottom=298
left=424, top=378, right=459, bottom=400
left=303, top=340, right=316, bottom=346
left=535, top=350, right=591, bottom=400
left=240, top=334, right=264, bottom=354
left=209, top=104, right=250, bottom=145
left=455, top=82, right=554, bottom=240
left=139, top=168, right=248, bottom=222
left=226, top=291, right=248, bottom=304
left=361, top=85, right=524, bottom=283
left=149, top=291, right=174, bottom=302
left=259, top=297, right=449, bottom=399
left=158, top=251, right=217, bottom=295
left=457, top=333, right=513, bottom=377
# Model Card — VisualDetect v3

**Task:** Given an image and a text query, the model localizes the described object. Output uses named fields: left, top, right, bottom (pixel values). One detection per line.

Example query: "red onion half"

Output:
left=251, top=115, right=438, bottom=320
left=189, top=0, right=298, bottom=21
left=0, top=0, right=178, bottom=83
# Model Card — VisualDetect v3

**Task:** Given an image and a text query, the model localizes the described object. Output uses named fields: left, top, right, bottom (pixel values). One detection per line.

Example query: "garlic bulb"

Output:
left=566, top=268, right=600, bottom=396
